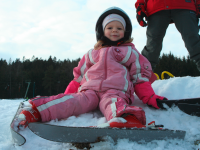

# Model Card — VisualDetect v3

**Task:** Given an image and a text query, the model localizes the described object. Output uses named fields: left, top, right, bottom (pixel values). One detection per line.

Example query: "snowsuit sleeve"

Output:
left=127, top=45, right=152, bottom=85
left=73, top=49, right=95, bottom=83
left=73, top=54, right=88, bottom=83
left=123, top=45, right=165, bottom=109
left=64, top=49, right=94, bottom=94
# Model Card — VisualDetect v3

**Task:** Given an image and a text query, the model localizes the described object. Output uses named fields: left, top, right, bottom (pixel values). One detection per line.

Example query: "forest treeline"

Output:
left=154, top=52, right=200, bottom=78
left=0, top=56, right=80, bottom=99
left=0, top=53, right=200, bottom=99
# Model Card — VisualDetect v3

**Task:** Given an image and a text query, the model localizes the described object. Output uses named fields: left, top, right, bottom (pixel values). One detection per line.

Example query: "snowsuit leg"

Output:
left=142, top=10, right=171, bottom=69
left=30, top=90, right=99, bottom=122
left=171, top=9, right=200, bottom=70
left=99, top=89, right=146, bottom=125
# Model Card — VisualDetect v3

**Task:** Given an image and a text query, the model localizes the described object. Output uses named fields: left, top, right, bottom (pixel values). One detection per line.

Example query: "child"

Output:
left=17, top=7, right=166, bottom=130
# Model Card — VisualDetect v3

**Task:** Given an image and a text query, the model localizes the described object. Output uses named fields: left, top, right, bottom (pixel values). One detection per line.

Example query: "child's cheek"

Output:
left=121, top=32, right=125, bottom=38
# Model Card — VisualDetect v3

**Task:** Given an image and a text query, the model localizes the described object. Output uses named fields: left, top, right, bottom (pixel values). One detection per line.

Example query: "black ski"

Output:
left=177, top=103, right=200, bottom=117
left=28, top=122, right=186, bottom=143
left=157, top=97, right=200, bottom=108
left=157, top=97, right=200, bottom=116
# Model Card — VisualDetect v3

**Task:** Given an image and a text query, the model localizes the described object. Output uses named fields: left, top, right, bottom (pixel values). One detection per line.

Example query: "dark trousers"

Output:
left=142, top=9, right=200, bottom=71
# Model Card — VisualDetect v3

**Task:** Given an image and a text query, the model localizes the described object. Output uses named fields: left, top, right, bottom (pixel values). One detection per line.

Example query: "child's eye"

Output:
left=118, top=28, right=122, bottom=30
left=107, top=27, right=112, bottom=29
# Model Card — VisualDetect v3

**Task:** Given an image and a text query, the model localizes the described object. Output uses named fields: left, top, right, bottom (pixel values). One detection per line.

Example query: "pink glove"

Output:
left=64, top=80, right=80, bottom=94
left=147, top=94, right=166, bottom=109
left=134, top=82, right=167, bottom=109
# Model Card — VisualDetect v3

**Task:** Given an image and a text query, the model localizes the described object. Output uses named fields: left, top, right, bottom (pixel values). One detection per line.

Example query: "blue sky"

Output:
left=0, top=0, right=194, bottom=62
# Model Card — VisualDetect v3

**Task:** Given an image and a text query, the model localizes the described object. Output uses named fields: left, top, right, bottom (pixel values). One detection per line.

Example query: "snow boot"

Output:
left=18, top=102, right=41, bottom=130
left=109, top=115, right=146, bottom=128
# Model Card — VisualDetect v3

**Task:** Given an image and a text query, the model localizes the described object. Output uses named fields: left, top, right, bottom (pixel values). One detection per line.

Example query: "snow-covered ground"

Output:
left=1, top=76, right=200, bottom=150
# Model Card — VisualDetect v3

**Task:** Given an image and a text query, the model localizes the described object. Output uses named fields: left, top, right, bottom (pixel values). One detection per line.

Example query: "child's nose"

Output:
left=112, top=28, right=117, bottom=32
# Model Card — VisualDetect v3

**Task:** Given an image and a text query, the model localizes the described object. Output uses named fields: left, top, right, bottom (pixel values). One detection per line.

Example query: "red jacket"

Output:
left=135, top=0, right=200, bottom=16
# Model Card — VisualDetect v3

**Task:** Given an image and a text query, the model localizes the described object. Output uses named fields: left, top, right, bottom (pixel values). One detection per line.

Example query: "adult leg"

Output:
left=142, top=10, right=171, bottom=70
left=99, top=89, right=146, bottom=125
left=172, top=9, right=200, bottom=71
left=30, top=90, right=99, bottom=122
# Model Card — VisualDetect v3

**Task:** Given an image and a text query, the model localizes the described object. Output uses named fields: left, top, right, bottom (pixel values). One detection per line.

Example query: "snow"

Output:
left=1, top=76, right=200, bottom=150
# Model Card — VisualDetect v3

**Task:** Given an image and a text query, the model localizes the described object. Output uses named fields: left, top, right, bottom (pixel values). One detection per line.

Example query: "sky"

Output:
left=1, top=76, right=200, bottom=149
left=0, top=0, right=196, bottom=63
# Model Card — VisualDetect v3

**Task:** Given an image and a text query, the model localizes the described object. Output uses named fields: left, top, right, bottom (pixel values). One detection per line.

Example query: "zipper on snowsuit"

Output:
left=99, top=47, right=109, bottom=92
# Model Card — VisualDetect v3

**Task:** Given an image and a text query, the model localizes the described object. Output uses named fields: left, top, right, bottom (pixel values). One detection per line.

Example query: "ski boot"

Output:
left=97, top=115, right=145, bottom=128
left=97, top=114, right=163, bottom=129
left=109, top=115, right=145, bottom=128
left=110, top=115, right=163, bottom=129
left=17, top=101, right=41, bottom=130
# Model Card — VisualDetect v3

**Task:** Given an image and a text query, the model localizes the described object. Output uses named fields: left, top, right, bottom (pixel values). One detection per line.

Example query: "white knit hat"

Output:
left=102, top=14, right=126, bottom=30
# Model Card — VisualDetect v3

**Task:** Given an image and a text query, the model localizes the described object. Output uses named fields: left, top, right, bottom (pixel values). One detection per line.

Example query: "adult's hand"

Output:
left=136, top=4, right=148, bottom=27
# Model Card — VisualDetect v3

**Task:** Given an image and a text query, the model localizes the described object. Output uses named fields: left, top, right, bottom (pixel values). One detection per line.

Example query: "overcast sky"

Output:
left=0, top=0, right=196, bottom=63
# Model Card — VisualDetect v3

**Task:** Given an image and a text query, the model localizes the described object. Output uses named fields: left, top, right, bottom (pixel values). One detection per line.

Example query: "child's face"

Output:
left=104, top=21, right=125, bottom=41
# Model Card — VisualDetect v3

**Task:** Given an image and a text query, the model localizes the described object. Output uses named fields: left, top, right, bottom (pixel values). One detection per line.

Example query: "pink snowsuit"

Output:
left=30, top=43, right=154, bottom=125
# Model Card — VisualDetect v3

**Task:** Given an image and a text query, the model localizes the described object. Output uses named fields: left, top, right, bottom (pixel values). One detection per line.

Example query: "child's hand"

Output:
left=147, top=95, right=167, bottom=109
left=134, top=81, right=167, bottom=109
left=64, top=80, right=80, bottom=94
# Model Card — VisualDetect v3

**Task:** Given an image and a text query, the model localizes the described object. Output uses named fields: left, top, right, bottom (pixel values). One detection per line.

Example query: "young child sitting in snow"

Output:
left=17, top=7, right=166, bottom=129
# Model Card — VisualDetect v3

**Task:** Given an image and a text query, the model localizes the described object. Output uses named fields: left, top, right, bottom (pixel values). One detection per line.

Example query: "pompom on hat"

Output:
left=102, top=14, right=126, bottom=30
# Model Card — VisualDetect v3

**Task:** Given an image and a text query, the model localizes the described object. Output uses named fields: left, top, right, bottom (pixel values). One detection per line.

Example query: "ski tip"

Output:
left=10, top=126, right=26, bottom=146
